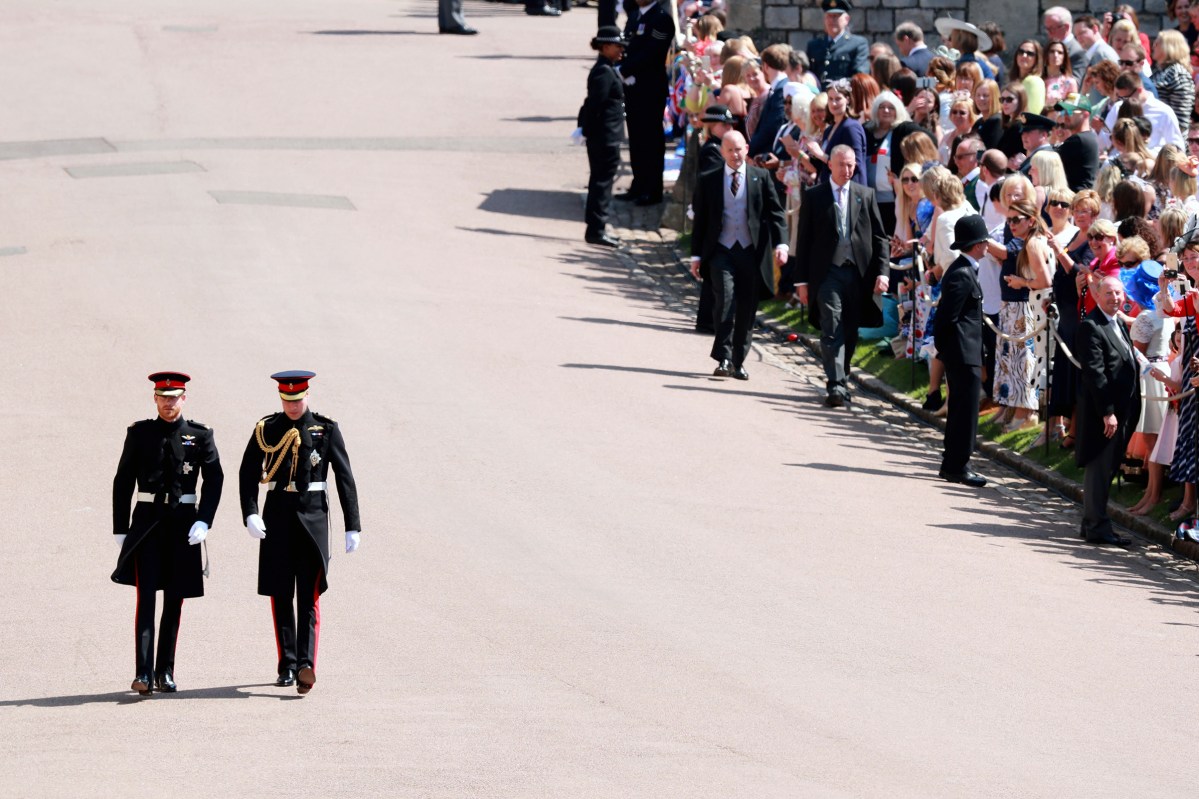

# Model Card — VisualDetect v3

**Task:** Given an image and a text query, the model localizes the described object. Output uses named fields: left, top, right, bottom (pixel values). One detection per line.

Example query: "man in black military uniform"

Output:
left=112, top=371, right=223, bottom=695
left=239, top=371, right=361, bottom=695
left=806, top=0, right=869, bottom=86
left=617, top=0, right=675, bottom=206
left=582, top=26, right=627, bottom=248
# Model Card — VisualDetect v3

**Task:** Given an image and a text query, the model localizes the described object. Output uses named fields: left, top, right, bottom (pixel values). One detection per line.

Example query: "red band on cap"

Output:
left=155, top=379, right=187, bottom=389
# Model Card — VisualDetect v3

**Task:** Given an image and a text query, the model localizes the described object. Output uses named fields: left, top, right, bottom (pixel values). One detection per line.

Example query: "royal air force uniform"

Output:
left=806, top=0, right=870, bottom=86
left=239, top=370, right=360, bottom=694
left=112, top=371, right=223, bottom=695
left=620, top=1, right=675, bottom=204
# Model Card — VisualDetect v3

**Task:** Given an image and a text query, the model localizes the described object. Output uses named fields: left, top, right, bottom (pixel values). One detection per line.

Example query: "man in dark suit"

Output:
left=894, top=21, right=933, bottom=77
left=1075, top=277, right=1141, bottom=547
left=1054, top=94, right=1100, bottom=192
left=695, top=104, right=736, bottom=333
left=747, top=44, right=791, bottom=158
left=240, top=371, right=362, bottom=694
left=689, top=131, right=789, bottom=379
left=795, top=144, right=889, bottom=407
left=617, top=0, right=675, bottom=206
left=934, top=216, right=989, bottom=487
left=806, top=0, right=869, bottom=86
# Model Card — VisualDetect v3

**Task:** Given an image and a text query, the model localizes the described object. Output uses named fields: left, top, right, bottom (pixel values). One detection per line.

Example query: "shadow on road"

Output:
left=502, top=116, right=578, bottom=123
left=559, top=315, right=693, bottom=334
left=0, top=684, right=299, bottom=707
left=560, top=363, right=708, bottom=380
left=457, top=225, right=580, bottom=243
left=309, top=29, right=437, bottom=36
left=480, top=189, right=582, bottom=222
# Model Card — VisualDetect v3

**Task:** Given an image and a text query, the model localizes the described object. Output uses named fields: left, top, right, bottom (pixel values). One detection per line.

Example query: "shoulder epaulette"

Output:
left=312, top=411, right=338, bottom=425
left=187, top=420, right=210, bottom=431
left=129, top=418, right=154, bottom=429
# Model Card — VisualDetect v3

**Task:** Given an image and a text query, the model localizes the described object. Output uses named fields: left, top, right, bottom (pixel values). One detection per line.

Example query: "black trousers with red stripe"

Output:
left=135, top=584, right=183, bottom=677
left=270, top=556, right=323, bottom=675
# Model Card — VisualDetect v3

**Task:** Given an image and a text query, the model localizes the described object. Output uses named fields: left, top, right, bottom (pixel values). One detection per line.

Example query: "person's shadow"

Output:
left=0, top=683, right=300, bottom=707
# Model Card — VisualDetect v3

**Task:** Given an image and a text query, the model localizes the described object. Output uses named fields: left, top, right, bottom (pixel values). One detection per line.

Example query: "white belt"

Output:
left=137, top=492, right=197, bottom=504
left=266, top=481, right=326, bottom=492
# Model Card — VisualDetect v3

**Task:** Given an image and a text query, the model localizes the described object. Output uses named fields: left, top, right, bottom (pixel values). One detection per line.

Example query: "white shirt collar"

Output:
left=1101, top=307, right=1120, bottom=325
left=726, top=163, right=746, bottom=178
left=961, top=166, right=980, bottom=183
left=909, top=42, right=928, bottom=54
left=963, top=252, right=980, bottom=269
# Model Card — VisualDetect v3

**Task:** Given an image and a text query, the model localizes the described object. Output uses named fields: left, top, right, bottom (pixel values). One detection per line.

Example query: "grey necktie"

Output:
left=835, top=186, right=848, bottom=238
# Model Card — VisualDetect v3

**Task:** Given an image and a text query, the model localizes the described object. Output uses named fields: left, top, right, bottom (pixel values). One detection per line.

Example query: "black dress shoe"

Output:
left=526, top=5, right=561, bottom=15
left=921, top=389, right=944, bottom=411
left=275, top=668, right=296, bottom=687
left=297, top=666, right=316, bottom=695
left=154, top=672, right=177, bottom=693
left=1084, top=531, right=1132, bottom=547
left=131, top=674, right=152, bottom=696
left=732, top=366, right=749, bottom=380
left=614, top=190, right=638, bottom=202
left=824, top=393, right=845, bottom=408
left=585, top=232, right=620, bottom=247
left=713, top=359, right=733, bottom=377
left=939, top=470, right=987, bottom=487
left=439, top=25, right=478, bottom=34
left=634, top=195, right=663, bottom=206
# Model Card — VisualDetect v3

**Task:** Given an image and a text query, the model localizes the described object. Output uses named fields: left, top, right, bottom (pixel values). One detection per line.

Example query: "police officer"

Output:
left=617, top=0, right=675, bottom=206
left=582, top=26, right=627, bottom=248
left=112, top=372, right=223, bottom=695
left=806, top=0, right=869, bottom=86
left=239, top=371, right=361, bottom=695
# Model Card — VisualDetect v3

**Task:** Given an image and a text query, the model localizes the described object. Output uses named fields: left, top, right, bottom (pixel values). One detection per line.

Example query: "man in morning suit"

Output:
left=240, top=371, right=362, bottom=694
left=934, top=215, right=988, bottom=488
left=112, top=372, right=223, bottom=695
left=806, top=0, right=869, bottom=86
left=689, top=131, right=789, bottom=380
left=795, top=145, right=889, bottom=407
left=617, top=0, right=675, bottom=206
left=1075, top=277, right=1141, bottom=547
left=695, top=104, right=737, bottom=333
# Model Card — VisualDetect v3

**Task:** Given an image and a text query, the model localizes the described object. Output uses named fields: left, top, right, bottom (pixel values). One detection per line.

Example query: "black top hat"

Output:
left=822, top=0, right=852, bottom=13
left=1020, top=112, right=1055, bottom=132
left=592, top=26, right=626, bottom=47
left=701, top=104, right=735, bottom=124
left=950, top=214, right=991, bottom=251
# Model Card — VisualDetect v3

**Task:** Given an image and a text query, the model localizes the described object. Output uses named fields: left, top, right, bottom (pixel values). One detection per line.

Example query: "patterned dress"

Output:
left=993, top=233, right=1039, bottom=410
left=1171, top=316, right=1199, bottom=484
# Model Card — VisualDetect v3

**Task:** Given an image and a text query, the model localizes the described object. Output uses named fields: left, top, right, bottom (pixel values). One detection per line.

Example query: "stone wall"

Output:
left=728, top=0, right=1173, bottom=65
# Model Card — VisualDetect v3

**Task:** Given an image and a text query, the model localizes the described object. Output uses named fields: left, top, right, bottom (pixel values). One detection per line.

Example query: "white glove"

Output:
left=188, top=521, right=209, bottom=546
left=570, top=127, right=585, bottom=146
left=623, top=75, right=636, bottom=86
left=345, top=531, right=360, bottom=553
left=246, top=514, right=267, bottom=540
left=115, top=533, right=127, bottom=548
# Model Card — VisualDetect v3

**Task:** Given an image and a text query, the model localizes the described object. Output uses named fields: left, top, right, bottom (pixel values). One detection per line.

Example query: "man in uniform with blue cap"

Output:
left=806, top=0, right=870, bottom=86
left=239, top=371, right=361, bottom=695
left=112, top=372, right=224, bottom=695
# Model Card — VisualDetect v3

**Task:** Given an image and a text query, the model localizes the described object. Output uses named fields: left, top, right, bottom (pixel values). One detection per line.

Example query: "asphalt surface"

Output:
left=1, top=2, right=1197, bottom=797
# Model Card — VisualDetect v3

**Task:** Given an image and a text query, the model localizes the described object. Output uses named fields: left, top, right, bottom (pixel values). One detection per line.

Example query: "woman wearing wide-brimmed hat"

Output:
left=580, top=26, right=627, bottom=248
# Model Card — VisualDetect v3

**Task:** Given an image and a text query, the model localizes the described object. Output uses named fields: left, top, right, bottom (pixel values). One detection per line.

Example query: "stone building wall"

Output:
left=728, top=0, right=1173, bottom=63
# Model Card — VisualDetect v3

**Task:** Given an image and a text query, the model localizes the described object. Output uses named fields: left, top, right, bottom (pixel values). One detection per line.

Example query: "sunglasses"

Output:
left=1116, top=91, right=1135, bottom=100
left=1118, top=59, right=1141, bottom=67
left=1118, top=259, right=1141, bottom=267
left=1047, top=200, right=1071, bottom=208
left=1008, top=215, right=1029, bottom=223
left=950, top=110, right=969, bottom=116
left=1000, top=96, right=1017, bottom=103
left=1088, top=232, right=1112, bottom=241
left=900, top=176, right=920, bottom=183
left=1017, top=49, right=1037, bottom=57
left=1188, top=137, right=1199, bottom=143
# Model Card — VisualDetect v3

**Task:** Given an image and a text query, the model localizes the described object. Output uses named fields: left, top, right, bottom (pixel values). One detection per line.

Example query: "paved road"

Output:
left=0, top=2, right=1196, bottom=796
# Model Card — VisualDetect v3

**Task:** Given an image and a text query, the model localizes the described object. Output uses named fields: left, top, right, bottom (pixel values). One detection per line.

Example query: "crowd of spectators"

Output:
left=660, top=0, right=1199, bottom=521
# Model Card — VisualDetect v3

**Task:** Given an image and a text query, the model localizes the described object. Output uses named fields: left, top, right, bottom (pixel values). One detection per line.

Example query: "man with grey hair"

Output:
left=893, top=20, right=932, bottom=76
left=1043, top=6, right=1087, bottom=76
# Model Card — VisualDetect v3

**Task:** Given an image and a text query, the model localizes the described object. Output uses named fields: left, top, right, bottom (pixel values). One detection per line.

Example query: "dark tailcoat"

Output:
left=697, top=136, right=724, bottom=175
left=793, top=180, right=889, bottom=328
left=239, top=410, right=361, bottom=597
left=690, top=163, right=789, bottom=296
left=806, top=32, right=870, bottom=85
left=1056, top=131, right=1099, bottom=193
left=112, top=417, right=223, bottom=598
left=1075, top=308, right=1141, bottom=468
left=934, top=253, right=985, bottom=473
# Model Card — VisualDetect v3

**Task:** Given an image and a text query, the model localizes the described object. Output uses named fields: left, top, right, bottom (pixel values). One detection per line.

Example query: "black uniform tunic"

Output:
left=112, top=417, right=223, bottom=598
left=620, top=1, right=674, bottom=201
left=582, top=52, right=625, bottom=236
left=239, top=410, right=360, bottom=597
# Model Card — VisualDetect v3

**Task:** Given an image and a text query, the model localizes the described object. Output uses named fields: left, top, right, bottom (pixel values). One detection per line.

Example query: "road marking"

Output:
left=64, top=160, right=206, bottom=179
left=208, top=190, right=356, bottom=210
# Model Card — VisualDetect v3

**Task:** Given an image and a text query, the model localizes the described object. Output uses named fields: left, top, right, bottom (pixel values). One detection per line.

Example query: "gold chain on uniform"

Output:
left=255, top=420, right=301, bottom=486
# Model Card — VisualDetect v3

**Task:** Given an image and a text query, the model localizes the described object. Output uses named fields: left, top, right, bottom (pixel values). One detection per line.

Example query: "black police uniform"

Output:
left=112, top=416, right=223, bottom=687
left=620, top=1, right=675, bottom=203
left=239, top=409, right=360, bottom=684
left=582, top=51, right=626, bottom=240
